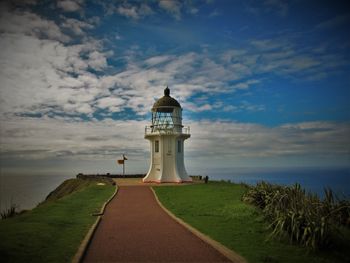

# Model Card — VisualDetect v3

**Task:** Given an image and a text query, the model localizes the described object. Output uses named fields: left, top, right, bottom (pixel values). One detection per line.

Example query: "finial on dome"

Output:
left=164, top=86, right=170, bottom=96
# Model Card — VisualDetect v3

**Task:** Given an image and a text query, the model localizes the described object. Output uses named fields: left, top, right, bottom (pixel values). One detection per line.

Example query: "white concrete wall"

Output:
left=143, top=134, right=191, bottom=183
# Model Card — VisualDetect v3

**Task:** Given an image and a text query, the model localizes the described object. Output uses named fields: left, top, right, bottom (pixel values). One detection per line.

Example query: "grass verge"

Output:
left=154, top=181, right=350, bottom=263
left=0, top=179, right=114, bottom=263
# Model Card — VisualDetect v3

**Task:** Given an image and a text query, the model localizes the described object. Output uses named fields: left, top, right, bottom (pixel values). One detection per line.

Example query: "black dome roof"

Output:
left=152, top=87, right=181, bottom=109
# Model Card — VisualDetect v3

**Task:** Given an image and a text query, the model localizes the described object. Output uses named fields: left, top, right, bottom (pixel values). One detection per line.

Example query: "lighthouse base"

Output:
left=142, top=163, right=192, bottom=183
left=142, top=179, right=192, bottom=184
left=143, top=133, right=192, bottom=183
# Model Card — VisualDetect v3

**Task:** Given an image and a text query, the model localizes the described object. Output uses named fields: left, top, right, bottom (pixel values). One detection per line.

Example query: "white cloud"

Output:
left=257, top=54, right=321, bottom=74
left=231, top=79, right=260, bottom=90
left=222, top=105, right=238, bottom=112
left=159, top=0, right=182, bottom=20
left=96, top=97, right=125, bottom=112
left=247, top=36, right=346, bottom=80
left=0, top=2, right=345, bottom=122
left=89, top=48, right=266, bottom=116
left=184, top=103, right=212, bottom=112
left=61, top=17, right=93, bottom=35
left=220, top=101, right=265, bottom=113
left=0, top=33, right=108, bottom=116
left=0, top=1, right=347, bottom=124
left=75, top=103, right=93, bottom=114
left=112, top=1, right=198, bottom=20
left=315, top=14, right=350, bottom=30
left=87, top=51, right=108, bottom=70
left=0, top=0, right=348, bottom=176
left=0, top=6, right=110, bottom=119
left=115, top=3, right=154, bottom=20
left=144, top=55, right=174, bottom=66
left=0, top=116, right=148, bottom=160
left=251, top=39, right=289, bottom=51
left=221, top=49, right=247, bottom=63
left=187, top=120, right=350, bottom=160
left=101, top=51, right=254, bottom=115
left=117, top=5, right=139, bottom=19
left=138, top=3, right=154, bottom=16
left=0, top=7, right=70, bottom=42
left=57, top=0, right=82, bottom=12
left=1, top=117, right=349, bottom=170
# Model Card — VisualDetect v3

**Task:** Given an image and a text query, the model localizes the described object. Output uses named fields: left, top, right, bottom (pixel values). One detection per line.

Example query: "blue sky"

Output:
left=0, top=0, right=349, bottom=175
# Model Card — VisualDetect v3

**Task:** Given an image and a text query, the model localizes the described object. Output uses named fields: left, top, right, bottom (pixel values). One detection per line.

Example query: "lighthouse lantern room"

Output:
left=143, top=87, right=192, bottom=183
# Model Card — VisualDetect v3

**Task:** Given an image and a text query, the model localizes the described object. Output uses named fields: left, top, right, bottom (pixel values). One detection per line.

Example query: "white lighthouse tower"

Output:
left=143, top=87, right=192, bottom=183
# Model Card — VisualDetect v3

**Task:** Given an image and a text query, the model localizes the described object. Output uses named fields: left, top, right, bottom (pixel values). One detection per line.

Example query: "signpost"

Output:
left=117, top=154, right=128, bottom=177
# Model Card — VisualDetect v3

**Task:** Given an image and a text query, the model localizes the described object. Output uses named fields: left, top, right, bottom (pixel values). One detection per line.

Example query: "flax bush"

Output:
left=242, top=182, right=350, bottom=250
left=0, top=204, right=18, bottom=219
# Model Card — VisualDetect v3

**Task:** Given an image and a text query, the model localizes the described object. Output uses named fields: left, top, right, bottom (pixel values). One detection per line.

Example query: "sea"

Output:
left=0, top=167, right=349, bottom=212
left=0, top=174, right=73, bottom=212
left=206, top=167, right=350, bottom=199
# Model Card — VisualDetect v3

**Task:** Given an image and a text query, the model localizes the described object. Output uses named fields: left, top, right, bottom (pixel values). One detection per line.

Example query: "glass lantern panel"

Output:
left=151, top=108, right=182, bottom=132
left=152, top=112, right=174, bottom=129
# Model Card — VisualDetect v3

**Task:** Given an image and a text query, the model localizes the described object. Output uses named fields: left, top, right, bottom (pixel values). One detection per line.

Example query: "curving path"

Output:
left=83, top=186, right=232, bottom=262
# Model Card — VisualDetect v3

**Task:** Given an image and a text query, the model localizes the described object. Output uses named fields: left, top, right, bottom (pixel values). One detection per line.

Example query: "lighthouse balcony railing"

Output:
left=145, top=125, right=190, bottom=135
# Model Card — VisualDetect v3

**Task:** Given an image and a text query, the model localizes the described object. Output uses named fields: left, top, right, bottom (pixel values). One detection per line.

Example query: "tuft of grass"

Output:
left=1, top=204, right=19, bottom=219
left=242, top=182, right=350, bottom=250
left=0, top=179, right=114, bottom=263
left=154, top=181, right=350, bottom=263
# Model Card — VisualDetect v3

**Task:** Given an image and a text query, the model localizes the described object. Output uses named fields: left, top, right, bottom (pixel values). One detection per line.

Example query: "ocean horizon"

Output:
left=206, top=166, right=350, bottom=198
left=0, top=174, right=73, bottom=212
left=0, top=166, right=349, bottom=212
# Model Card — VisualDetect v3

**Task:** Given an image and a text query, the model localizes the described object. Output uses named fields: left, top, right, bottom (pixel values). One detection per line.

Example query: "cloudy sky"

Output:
left=0, top=0, right=349, bottom=176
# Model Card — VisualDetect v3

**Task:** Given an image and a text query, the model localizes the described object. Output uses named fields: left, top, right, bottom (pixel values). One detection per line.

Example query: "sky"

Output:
left=0, top=0, right=349, bottom=176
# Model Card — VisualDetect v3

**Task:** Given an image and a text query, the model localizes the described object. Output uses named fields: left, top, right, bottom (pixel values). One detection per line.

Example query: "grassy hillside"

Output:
left=154, top=182, right=350, bottom=263
left=0, top=179, right=115, bottom=263
left=45, top=178, right=114, bottom=202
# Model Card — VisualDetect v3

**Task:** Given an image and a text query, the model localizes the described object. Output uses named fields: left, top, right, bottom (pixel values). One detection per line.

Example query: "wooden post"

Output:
left=123, top=154, right=125, bottom=177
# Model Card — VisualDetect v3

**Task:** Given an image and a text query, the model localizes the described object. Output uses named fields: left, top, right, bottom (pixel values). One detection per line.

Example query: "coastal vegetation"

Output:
left=242, top=182, right=350, bottom=250
left=0, top=204, right=19, bottom=219
left=0, top=178, right=114, bottom=263
left=45, top=177, right=114, bottom=201
left=154, top=181, right=350, bottom=263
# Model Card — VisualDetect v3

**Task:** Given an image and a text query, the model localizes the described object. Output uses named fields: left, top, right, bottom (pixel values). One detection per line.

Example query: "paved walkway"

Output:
left=83, top=186, right=231, bottom=262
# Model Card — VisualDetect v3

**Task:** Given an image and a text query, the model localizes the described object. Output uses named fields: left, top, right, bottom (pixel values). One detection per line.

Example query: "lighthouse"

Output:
left=143, top=87, right=192, bottom=183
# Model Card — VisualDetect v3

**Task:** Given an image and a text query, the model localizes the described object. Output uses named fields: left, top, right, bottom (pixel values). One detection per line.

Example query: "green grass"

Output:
left=0, top=179, right=114, bottom=263
left=154, top=182, right=350, bottom=263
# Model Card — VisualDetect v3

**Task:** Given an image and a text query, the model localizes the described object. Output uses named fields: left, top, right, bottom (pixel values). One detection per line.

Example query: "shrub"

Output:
left=1, top=204, right=18, bottom=219
left=242, top=182, right=350, bottom=250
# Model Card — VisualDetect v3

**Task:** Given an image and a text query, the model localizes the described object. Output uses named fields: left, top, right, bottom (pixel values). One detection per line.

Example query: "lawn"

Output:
left=0, top=179, right=115, bottom=263
left=154, top=181, right=350, bottom=263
